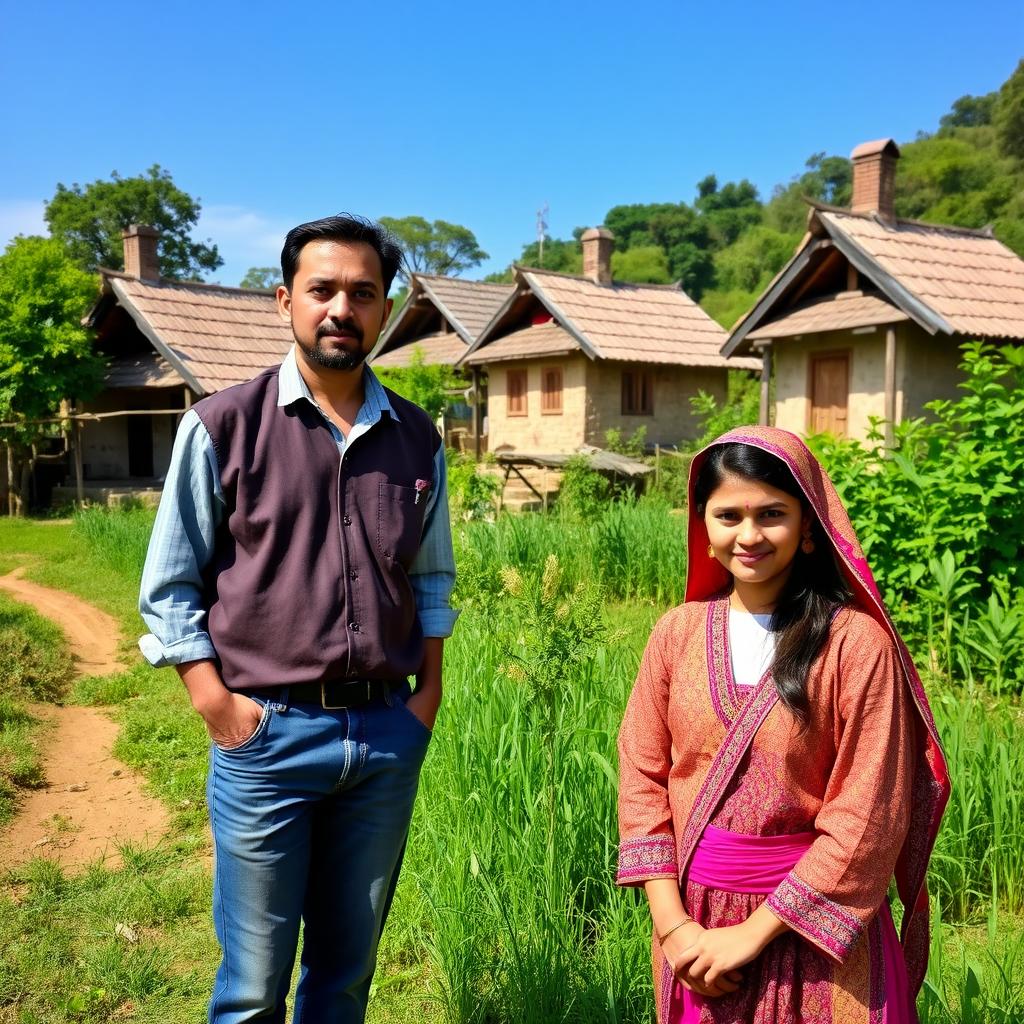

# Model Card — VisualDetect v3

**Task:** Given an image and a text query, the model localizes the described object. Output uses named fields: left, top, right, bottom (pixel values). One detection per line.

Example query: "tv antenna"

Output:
left=536, top=203, right=549, bottom=266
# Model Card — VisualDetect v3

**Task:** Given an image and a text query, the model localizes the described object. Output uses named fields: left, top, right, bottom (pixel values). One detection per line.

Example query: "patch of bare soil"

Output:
left=0, top=568, right=170, bottom=871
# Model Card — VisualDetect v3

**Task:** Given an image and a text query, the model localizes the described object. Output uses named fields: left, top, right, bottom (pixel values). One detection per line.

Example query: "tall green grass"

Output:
left=28, top=503, right=1024, bottom=1022
left=72, top=504, right=156, bottom=584
left=455, top=495, right=688, bottom=608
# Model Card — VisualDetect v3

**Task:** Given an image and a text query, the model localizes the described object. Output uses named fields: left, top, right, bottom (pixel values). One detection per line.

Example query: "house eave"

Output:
left=110, top=278, right=207, bottom=396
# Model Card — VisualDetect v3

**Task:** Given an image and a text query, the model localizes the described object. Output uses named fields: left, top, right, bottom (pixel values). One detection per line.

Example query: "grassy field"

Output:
left=0, top=504, right=1021, bottom=1022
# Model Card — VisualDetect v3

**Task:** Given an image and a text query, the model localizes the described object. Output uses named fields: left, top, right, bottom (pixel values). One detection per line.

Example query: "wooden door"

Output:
left=809, top=353, right=849, bottom=436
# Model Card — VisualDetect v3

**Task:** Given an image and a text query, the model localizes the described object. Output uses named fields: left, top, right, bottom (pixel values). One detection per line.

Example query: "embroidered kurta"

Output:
left=616, top=426, right=949, bottom=1024
left=619, top=599, right=913, bottom=1022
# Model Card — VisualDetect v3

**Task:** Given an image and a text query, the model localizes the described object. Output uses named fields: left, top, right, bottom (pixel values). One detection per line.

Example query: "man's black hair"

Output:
left=280, top=214, right=404, bottom=293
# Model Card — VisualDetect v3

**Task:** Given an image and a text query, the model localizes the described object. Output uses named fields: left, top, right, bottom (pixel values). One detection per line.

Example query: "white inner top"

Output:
left=728, top=609, right=776, bottom=688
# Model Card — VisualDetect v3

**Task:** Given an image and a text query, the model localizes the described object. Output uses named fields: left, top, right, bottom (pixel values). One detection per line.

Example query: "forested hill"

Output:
left=485, top=59, right=1024, bottom=329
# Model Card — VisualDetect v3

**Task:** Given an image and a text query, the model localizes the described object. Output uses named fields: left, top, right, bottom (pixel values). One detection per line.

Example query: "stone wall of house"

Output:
left=485, top=355, right=589, bottom=451
left=773, top=324, right=971, bottom=440
left=773, top=329, right=885, bottom=441
left=584, top=362, right=728, bottom=447
left=897, top=323, right=964, bottom=421
left=80, top=390, right=183, bottom=480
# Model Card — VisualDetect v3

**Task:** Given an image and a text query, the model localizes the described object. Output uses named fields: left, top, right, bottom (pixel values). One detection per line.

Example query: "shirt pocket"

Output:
left=377, top=481, right=429, bottom=567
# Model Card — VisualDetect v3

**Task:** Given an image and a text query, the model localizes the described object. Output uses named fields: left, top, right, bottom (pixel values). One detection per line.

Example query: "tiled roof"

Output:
left=818, top=210, right=1024, bottom=339
left=104, top=351, right=185, bottom=388
left=462, top=322, right=578, bottom=365
left=110, top=276, right=294, bottom=394
left=527, top=270, right=754, bottom=366
left=463, top=268, right=760, bottom=370
left=373, top=274, right=513, bottom=368
left=371, top=333, right=468, bottom=368
left=417, top=275, right=513, bottom=341
left=747, top=291, right=909, bottom=340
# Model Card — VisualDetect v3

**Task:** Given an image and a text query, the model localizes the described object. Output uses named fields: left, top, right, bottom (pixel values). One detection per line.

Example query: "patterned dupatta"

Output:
left=684, top=426, right=949, bottom=996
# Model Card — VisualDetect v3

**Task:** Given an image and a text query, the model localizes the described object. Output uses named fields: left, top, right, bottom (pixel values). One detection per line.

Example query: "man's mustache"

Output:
left=316, top=318, right=364, bottom=343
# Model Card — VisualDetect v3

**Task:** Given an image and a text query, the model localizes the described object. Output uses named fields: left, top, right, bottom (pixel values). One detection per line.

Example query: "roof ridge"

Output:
left=517, top=264, right=685, bottom=293
left=101, top=268, right=278, bottom=296
left=415, top=272, right=512, bottom=288
left=810, top=201, right=997, bottom=239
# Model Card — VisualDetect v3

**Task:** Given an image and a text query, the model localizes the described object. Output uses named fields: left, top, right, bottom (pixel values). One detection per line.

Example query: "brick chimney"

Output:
left=850, top=138, right=900, bottom=222
left=122, top=224, right=160, bottom=281
left=581, top=227, right=614, bottom=285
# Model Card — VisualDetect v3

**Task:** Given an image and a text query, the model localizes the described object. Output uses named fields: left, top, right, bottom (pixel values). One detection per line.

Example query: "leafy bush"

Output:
left=811, top=341, right=1024, bottom=690
left=374, top=347, right=461, bottom=420
left=446, top=450, right=501, bottom=521
left=556, top=455, right=611, bottom=519
left=687, top=370, right=761, bottom=452
left=603, top=425, right=647, bottom=457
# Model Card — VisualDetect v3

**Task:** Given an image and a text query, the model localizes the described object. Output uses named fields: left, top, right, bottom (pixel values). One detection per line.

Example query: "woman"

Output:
left=617, top=426, right=948, bottom=1024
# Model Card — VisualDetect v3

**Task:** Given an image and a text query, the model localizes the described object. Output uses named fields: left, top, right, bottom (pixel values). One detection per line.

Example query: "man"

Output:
left=139, top=214, right=457, bottom=1022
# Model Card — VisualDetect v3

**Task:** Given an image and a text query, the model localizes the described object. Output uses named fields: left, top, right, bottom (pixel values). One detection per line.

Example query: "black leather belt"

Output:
left=286, top=680, right=394, bottom=709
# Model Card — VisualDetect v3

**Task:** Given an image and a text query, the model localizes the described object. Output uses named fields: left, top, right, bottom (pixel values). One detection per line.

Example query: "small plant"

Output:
left=603, top=425, right=648, bottom=458
left=556, top=455, right=610, bottom=519
left=446, top=450, right=501, bottom=521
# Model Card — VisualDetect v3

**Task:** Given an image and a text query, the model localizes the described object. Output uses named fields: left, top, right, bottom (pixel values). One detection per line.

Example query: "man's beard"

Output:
left=295, top=319, right=368, bottom=371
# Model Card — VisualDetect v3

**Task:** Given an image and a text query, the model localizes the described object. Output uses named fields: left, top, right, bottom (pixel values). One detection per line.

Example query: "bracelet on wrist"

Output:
left=658, top=916, right=694, bottom=944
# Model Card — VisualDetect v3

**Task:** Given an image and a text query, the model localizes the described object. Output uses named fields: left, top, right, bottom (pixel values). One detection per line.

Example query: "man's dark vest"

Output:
left=192, top=366, right=440, bottom=691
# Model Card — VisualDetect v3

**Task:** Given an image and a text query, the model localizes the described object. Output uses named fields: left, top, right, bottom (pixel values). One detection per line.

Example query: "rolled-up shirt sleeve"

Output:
left=408, top=444, right=459, bottom=638
left=138, top=409, right=224, bottom=666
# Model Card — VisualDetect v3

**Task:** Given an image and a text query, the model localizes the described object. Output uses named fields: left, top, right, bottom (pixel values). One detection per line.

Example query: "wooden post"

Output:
left=758, top=344, right=773, bottom=426
left=655, top=444, right=661, bottom=488
left=5, top=443, right=13, bottom=517
left=73, top=416, right=84, bottom=504
left=471, top=367, right=482, bottom=461
left=884, top=326, right=897, bottom=450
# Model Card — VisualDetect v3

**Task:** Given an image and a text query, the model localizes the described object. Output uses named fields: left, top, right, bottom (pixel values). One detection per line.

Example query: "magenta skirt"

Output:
left=671, top=825, right=912, bottom=1024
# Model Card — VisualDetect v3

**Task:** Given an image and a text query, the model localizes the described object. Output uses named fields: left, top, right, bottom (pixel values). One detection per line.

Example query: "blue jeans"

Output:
left=205, top=684, right=431, bottom=1023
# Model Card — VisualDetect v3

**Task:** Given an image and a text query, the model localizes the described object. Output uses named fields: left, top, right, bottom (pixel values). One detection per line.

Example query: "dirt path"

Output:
left=0, top=568, right=169, bottom=871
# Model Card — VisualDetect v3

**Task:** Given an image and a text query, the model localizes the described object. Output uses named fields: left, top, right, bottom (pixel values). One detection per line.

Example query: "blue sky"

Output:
left=1, top=0, right=1021, bottom=288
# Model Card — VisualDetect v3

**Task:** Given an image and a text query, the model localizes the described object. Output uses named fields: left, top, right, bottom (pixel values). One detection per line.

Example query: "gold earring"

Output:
left=707, top=545, right=716, bottom=558
left=801, top=537, right=815, bottom=554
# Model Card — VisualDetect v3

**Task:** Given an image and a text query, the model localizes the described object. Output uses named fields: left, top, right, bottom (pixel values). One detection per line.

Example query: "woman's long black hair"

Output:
left=693, top=442, right=852, bottom=725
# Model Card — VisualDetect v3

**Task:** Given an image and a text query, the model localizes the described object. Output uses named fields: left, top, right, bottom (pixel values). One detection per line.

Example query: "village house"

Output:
left=65, top=225, right=293, bottom=503
left=723, top=139, right=1024, bottom=442
left=457, top=228, right=759, bottom=456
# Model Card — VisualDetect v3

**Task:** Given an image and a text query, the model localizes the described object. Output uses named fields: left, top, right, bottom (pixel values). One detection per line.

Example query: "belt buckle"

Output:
left=319, top=680, right=373, bottom=709
left=321, top=682, right=345, bottom=710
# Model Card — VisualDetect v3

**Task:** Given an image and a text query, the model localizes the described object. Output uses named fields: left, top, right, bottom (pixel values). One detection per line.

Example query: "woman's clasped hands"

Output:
left=662, top=919, right=763, bottom=998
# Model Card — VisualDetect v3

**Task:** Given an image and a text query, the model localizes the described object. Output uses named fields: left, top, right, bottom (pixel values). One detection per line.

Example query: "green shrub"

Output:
left=446, top=450, right=501, bottom=521
left=555, top=455, right=610, bottom=519
left=811, top=341, right=1024, bottom=690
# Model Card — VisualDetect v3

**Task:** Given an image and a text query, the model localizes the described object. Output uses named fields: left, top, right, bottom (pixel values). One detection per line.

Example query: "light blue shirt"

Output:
left=139, top=348, right=458, bottom=667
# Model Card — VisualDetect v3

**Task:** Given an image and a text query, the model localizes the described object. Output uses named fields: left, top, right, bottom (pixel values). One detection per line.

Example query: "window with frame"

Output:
left=541, top=366, right=563, bottom=414
left=507, top=369, right=528, bottom=416
left=621, top=370, right=654, bottom=415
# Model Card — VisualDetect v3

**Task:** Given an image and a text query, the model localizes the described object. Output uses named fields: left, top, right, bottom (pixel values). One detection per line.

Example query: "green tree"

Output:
left=939, top=92, right=997, bottom=132
left=45, top=165, right=222, bottom=280
left=712, top=225, right=798, bottom=292
left=694, top=175, right=762, bottom=246
left=373, top=347, right=456, bottom=420
left=518, top=235, right=582, bottom=274
left=610, top=246, right=671, bottom=284
left=239, top=266, right=281, bottom=290
left=0, top=236, right=104, bottom=512
left=993, top=59, right=1024, bottom=160
left=765, top=153, right=852, bottom=234
left=378, top=216, right=488, bottom=281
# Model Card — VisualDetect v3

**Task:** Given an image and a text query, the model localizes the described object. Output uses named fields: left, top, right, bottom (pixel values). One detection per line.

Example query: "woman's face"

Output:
left=703, top=472, right=806, bottom=601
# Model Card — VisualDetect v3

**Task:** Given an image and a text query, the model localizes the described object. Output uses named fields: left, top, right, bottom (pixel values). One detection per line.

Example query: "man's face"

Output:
left=277, top=239, right=393, bottom=373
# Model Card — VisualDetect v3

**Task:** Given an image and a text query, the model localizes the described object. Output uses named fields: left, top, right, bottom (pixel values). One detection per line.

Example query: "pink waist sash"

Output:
left=687, top=824, right=814, bottom=893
